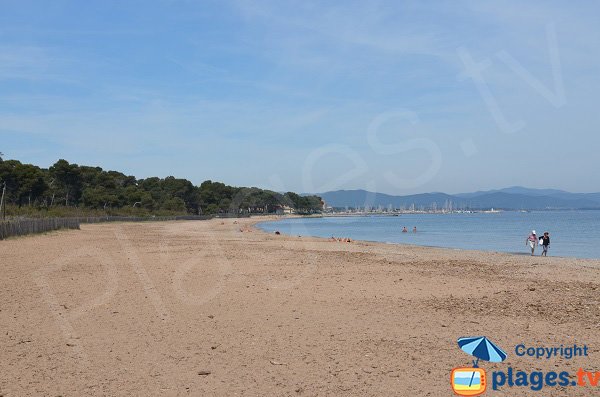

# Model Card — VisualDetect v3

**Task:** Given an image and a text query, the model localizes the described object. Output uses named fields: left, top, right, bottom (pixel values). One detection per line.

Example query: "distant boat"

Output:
left=482, top=207, right=502, bottom=213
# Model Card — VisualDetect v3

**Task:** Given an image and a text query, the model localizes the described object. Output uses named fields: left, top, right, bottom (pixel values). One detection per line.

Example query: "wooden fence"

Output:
left=0, top=218, right=81, bottom=240
left=0, top=213, right=255, bottom=240
left=76, top=215, right=214, bottom=223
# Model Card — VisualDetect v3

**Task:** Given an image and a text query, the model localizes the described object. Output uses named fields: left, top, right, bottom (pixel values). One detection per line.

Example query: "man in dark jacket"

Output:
left=541, top=232, right=550, bottom=256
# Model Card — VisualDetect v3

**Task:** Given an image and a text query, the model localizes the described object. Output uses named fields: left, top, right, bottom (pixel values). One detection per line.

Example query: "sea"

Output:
left=258, top=210, right=600, bottom=259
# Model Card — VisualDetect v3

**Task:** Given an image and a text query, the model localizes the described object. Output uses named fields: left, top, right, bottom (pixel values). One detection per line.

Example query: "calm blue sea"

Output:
left=258, top=211, right=600, bottom=259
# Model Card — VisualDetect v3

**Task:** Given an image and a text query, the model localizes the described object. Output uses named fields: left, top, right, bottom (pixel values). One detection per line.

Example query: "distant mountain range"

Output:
left=311, top=187, right=600, bottom=210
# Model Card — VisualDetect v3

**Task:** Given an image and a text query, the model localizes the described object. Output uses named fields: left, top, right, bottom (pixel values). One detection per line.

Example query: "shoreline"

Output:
left=1, top=218, right=599, bottom=396
left=253, top=215, right=600, bottom=264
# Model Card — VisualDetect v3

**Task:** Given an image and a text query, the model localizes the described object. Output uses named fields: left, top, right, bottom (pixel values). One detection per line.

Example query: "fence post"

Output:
left=0, top=181, right=6, bottom=220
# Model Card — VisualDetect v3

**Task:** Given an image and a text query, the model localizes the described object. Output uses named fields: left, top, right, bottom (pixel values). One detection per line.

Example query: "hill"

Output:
left=315, top=187, right=600, bottom=210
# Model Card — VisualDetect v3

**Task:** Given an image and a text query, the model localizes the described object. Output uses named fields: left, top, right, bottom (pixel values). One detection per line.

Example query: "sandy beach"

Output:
left=1, top=217, right=599, bottom=396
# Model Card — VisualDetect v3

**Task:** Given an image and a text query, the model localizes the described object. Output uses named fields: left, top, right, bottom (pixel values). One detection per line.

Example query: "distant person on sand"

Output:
left=402, top=227, right=408, bottom=233
left=526, top=230, right=537, bottom=256
left=541, top=232, right=550, bottom=256
left=413, top=226, right=417, bottom=233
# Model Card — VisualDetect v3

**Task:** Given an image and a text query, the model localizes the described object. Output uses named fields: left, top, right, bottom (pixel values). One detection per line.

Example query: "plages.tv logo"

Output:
left=451, top=336, right=507, bottom=396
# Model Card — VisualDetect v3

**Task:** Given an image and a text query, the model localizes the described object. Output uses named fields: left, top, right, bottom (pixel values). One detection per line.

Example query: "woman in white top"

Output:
left=525, top=230, right=537, bottom=256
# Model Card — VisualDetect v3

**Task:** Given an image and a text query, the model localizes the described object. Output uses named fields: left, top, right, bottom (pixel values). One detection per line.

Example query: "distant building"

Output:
left=275, top=205, right=295, bottom=215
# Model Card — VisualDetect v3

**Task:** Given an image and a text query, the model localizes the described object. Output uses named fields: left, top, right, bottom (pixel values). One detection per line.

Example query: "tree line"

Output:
left=0, top=156, right=323, bottom=216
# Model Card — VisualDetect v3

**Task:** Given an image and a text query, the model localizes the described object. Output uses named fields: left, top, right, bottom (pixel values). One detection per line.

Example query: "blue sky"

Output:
left=1, top=0, right=599, bottom=194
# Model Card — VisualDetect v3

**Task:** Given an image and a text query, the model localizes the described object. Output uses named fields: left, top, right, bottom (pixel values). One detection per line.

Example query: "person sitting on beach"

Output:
left=526, top=230, right=537, bottom=256
left=402, top=227, right=408, bottom=233
left=541, top=232, right=550, bottom=256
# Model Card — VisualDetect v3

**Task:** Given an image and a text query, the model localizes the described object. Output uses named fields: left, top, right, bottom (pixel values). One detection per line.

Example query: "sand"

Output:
left=1, top=217, right=599, bottom=396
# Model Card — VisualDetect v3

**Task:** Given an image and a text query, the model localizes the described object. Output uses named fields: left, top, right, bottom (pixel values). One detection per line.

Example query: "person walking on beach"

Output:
left=541, top=232, right=550, bottom=256
left=526, top=230, right=537, bottom=256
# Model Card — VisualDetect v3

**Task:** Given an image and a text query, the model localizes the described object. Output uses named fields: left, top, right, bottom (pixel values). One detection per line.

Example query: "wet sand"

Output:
left=1, top=217, right=599, bottom=396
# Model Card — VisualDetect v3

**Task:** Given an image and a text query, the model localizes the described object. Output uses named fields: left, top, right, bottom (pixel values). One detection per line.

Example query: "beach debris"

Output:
left=207, top=315, right=214, bottom=319
left=269, top=359, right=287, bottom=366
left=330, top=236, right=352, bottom=242
left=275, top=231, right=281, bottom=235
left=197, top=370, right=211, bottom=376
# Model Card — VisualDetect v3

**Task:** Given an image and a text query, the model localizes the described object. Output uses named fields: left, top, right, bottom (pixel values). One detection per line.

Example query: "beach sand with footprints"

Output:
left=1, top=217, right=599, bottom=396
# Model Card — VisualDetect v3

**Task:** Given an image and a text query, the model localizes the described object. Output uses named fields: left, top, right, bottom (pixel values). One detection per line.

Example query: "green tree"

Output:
left=15, top=164, right=48, bottom=206
left=140, top=192, right=156, bottom=210
left=49, top=159, right=82, bottom=206
left=81, top=186, right=119, bottom=209
left=161, top=197, right=186, bottom=212
left=0, top=156, right=323, bottom=216
left=0, top=160, right=21, bottom=205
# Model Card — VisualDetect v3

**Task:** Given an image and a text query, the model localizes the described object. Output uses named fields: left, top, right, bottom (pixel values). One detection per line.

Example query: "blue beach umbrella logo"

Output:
left=451, top=336, right=507, bottom=396
left=458, top=336, right=507, bottom=366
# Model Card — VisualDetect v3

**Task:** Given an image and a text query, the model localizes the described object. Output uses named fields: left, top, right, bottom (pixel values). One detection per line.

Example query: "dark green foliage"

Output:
left=49, top=159, right=81, bottom=204
left=283, top=192, right=323, bottom=214
left=0, top=160, right=49, bottom=207
left=0, top=157, right=323, bottom=216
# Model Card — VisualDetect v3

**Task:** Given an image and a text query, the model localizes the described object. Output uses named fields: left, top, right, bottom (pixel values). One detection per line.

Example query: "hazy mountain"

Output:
left=315, top=187, right=600, bottom=210
left=456, top=186, right=600, bottom=207
left=456, top=186, right=572, bottom=198
left=456, top=192, right=599, bottom=210
left=314, top=189, right=455, bottom=209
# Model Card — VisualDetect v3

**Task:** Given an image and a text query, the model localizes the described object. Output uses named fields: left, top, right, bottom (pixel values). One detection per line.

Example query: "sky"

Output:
left=1, top=0, right=599, bottom=194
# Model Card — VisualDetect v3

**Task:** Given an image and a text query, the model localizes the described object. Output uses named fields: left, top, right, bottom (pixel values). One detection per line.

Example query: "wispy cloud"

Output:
left=1, top=0, right=599, bottom=192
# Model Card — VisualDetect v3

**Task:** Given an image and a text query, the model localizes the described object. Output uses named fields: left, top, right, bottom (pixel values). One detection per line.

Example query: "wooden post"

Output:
left=0, top=181, right=6, bottom=220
